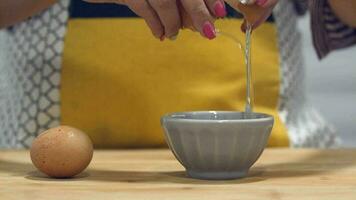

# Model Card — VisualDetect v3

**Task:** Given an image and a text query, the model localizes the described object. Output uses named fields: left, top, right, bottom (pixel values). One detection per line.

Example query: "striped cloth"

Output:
left=310, top=0, right=356, bottom=59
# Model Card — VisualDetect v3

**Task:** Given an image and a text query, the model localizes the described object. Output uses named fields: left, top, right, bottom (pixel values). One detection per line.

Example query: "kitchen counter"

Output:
left=1, top=149, right=356, bottom=199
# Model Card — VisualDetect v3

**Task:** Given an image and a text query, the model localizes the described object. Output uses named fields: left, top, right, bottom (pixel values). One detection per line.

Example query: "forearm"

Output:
left=328, top=0, right=356, bottom=28
left=0, top=0, right=57, bottom=29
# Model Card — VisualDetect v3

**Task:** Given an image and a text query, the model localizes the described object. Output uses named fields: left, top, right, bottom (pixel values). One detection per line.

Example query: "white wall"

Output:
left=298, top=15, right=356, bottom=147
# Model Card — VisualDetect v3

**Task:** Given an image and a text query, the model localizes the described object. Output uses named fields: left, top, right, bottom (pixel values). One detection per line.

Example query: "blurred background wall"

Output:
left=298, top=15, right=356, bottom=147
left=0, top=13, right=355, bottom=147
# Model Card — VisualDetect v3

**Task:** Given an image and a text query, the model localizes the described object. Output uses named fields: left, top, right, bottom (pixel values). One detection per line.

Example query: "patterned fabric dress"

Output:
left=0, top=0, right=352, bottom=148
left=0, top=1, right=69, bottom=148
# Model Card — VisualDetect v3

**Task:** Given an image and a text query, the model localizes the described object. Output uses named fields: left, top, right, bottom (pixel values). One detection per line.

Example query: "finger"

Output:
left=125, top=0, right=164, bottom=40
left=239, top=0, right=257, bottom=5
left=179, top=3, right=195, bottom=31
left=204, top=0, right=227, bottom=18
left=115, top=0, right=126, bottom=3
left=180, top=0, right=216, bottom=39
left=255, top=0, right=278, bottom=8
left=84, top=0, right=120, bottom=3
left=148, top=0, right=181, bottom=40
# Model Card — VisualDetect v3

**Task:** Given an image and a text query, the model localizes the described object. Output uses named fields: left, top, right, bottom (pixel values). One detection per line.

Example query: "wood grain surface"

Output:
left=1, top=149, right=356, bottom=200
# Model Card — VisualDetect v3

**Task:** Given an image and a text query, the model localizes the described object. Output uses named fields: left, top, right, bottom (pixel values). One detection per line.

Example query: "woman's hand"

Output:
left=225, top=0, right=278, bottom=31
left=85, top=0, right=228, bottom=40
left=0, top=0, right=56, bottom=29
left=328, top=0, right=356, bottom=28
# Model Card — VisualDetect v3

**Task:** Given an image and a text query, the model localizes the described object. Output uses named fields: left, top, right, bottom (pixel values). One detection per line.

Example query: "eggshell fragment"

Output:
left=236, top=3, right=267, bottom=25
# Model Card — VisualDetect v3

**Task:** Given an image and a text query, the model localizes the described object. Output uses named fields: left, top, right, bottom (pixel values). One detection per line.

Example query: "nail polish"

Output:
left=214, top=1, right=227, bottom=18
left=203, top=21, right=216, bottom=40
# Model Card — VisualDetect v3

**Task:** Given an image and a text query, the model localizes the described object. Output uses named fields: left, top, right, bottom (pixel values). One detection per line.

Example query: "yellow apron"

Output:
left=61, top=18, right=289, bottom=148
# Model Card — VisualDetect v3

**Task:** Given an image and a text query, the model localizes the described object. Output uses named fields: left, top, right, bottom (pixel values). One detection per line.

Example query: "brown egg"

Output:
left=30, top=126, right=93, bottom=178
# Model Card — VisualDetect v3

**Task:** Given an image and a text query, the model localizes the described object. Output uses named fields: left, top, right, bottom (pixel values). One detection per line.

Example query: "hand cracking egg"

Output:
left=30, top=126, right=93, bottom=178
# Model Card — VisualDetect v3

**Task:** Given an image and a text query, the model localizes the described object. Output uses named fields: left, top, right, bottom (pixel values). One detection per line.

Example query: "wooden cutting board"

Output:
left=1, top=148, right=356, bottom=200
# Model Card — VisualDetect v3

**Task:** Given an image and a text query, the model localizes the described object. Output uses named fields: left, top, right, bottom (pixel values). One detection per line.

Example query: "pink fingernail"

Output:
left=256, top=0, right=268, bottom=6
left=203, top=21, right=216, bottom=40
left=214, top=1, right=227, bottom=18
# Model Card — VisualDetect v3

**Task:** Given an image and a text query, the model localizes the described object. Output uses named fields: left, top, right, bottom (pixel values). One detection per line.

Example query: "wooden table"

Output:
left=1, top=149, right=356, bottom=200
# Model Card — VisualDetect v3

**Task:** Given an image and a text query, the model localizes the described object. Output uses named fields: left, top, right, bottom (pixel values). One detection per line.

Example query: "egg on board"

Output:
left=30, top=126, right=93, bottom=178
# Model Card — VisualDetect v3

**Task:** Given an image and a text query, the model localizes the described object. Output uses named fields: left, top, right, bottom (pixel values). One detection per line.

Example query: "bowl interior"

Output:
left=163, top=111, right=272, bottom=121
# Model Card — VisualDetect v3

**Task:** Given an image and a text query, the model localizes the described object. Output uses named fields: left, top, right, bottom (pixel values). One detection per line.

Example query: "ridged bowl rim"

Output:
left=161, top=111, right=274, bottom=124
